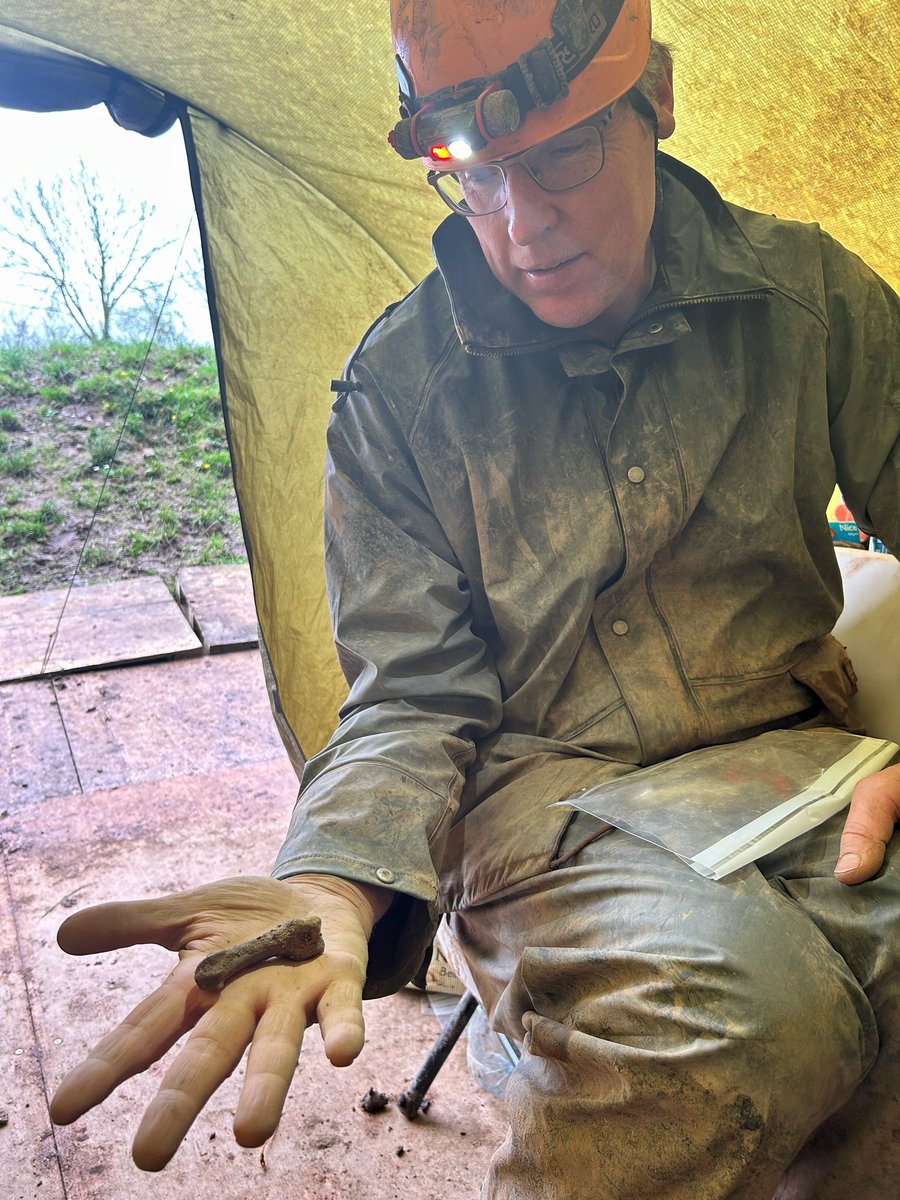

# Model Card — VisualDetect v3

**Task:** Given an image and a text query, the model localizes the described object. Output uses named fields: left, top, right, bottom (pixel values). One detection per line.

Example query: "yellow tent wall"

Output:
left=0, top=2, right=896, bottom=764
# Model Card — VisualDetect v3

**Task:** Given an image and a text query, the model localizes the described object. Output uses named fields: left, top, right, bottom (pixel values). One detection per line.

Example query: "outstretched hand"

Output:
left=50, top=874, right=390, bottom=1171
left=835, top=761, right=900, bottom=884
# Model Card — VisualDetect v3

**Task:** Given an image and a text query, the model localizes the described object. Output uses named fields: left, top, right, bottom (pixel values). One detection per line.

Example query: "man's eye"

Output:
left=543, top=138, right=591, bottom=162
left=461, top=169, right=495, bottom=187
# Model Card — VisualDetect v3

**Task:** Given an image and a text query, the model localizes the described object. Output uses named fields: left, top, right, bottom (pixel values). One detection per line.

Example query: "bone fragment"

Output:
left=194, top=916, right=325, bottom=991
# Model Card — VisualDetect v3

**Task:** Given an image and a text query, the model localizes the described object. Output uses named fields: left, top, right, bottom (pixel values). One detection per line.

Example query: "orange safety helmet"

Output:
left=389, top=0, right=651, bottom=168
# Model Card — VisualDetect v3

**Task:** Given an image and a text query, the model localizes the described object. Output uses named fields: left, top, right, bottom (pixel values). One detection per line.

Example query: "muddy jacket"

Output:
left=273, top=154, right=900, bottom=996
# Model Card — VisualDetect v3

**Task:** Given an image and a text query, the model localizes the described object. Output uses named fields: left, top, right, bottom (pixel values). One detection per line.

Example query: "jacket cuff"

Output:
left=270, top=856, right=440, bottom=998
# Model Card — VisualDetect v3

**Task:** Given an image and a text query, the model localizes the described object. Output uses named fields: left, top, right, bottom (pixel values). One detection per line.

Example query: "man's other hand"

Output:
left=835, top=761, right=900, bottom=884
left=49, top=874, right=391, bottom=1171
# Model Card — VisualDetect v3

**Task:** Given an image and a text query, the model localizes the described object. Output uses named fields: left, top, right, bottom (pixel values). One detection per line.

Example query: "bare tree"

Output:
left=0, top=160, right=181, bottom=343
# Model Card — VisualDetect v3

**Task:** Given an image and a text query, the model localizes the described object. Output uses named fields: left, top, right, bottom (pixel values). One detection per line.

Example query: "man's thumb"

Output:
left=834, top=767, right=900, bottom=884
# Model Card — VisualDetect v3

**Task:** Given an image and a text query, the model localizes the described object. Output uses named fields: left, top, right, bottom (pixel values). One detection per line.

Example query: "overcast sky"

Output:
left=0, top=103, right=212, bottom=343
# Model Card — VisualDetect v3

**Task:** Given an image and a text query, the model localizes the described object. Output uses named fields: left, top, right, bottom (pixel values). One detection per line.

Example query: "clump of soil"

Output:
left=359, top=1088, right=391, bottom=1114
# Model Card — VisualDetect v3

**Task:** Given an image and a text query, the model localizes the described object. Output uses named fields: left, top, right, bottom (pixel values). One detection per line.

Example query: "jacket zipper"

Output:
left=462, top=288, right=773, bottom=358
left=624, top=287, right=772, bottom=332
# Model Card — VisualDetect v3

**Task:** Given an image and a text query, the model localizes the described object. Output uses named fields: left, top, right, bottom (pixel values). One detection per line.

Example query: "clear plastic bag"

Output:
left=466, top=1005, right=518, bottom=1098
left=557, top=729, right=898, bottom=879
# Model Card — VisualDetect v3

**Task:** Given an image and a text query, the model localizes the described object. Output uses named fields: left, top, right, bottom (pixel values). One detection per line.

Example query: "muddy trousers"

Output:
left=448, top=810, right=900, bottom=1199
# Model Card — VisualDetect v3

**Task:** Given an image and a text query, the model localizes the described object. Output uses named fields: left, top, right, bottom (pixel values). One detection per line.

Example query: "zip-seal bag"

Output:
left=556, top=728, right=898, bottom=880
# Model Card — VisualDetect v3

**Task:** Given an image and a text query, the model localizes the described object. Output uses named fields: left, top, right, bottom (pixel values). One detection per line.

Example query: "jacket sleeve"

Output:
left=823, top=232, right=900, bottom=554
left=272, top=359, right=504, bottom=996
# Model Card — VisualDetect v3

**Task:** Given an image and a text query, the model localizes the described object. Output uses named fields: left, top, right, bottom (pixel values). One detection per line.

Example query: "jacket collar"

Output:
left=432, top=152, right=775, bottom=357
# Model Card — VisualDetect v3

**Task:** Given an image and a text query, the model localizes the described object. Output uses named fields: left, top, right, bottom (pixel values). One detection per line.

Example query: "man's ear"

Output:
left=655, top=57, right=676, bottom=141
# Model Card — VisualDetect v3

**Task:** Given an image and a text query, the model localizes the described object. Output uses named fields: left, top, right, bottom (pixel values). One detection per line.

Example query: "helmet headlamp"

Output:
left=389, top=0, right=634, bottom=166
left=389, top=86, right=523, bottom=163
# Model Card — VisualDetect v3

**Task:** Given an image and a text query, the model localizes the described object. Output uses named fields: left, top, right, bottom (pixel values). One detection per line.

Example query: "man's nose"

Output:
left=503, top=163, right=557, bottom=245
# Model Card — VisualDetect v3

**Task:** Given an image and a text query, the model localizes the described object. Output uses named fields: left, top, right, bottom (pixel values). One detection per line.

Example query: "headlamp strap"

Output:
left=511, top=39, right=570, bottom=114
left=511, top=0, right=627, bottom=113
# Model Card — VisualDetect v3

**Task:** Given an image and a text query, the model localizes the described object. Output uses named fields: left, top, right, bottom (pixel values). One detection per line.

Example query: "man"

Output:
left=50, top=1, right=900, bottom=1196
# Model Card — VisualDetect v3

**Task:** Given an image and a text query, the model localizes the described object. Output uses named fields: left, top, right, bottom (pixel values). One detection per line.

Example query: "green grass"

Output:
left=0, top=346, right=34, bottom=373
left=0, top=340, right=244, bottom=593
left=2, top=499, right=64, bottom=545
left=38, top=384, right=75, bottom=406
left=87, top=428, right=120, bottom=469
left=127, top=528, right=167, bottom=556
left=198, top=533, right=226, bottom=564
left=125, top=506, right=181, bottom=556
left=71, top=480, right=112, bottom=511
left=42, top=344, right=94, bottom=383
left=80, top=542, right=114, bottom=568
left=76, top=373, right=134, bottom=407
left=0, top=349, right=38, bottom=402
left=158, top=506, right=181, bottom=538
left=204, top=449, right=233, bottom=478
left=188, top=470, right=230, bottom=530
left=162, top=381, right=222, bottom=427
left=0, top=447, right=37, bottom=477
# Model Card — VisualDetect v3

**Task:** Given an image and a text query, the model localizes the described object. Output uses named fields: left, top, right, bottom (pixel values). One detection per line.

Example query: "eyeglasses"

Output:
left=427, top=107, right=613, bottom=217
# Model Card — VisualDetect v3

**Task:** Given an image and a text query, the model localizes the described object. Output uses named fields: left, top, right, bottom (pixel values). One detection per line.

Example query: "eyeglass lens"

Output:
left=434, top=124, right=606, bottom=215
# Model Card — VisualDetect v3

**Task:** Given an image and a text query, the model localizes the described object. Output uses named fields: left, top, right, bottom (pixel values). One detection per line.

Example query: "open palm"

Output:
left=49, top=873, right=387, bottom=1171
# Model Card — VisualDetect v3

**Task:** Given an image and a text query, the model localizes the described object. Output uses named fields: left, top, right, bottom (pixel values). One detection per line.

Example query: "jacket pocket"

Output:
left=438, top=749, right=634, bottom=912
left=789, top=634, right=863, bottom=732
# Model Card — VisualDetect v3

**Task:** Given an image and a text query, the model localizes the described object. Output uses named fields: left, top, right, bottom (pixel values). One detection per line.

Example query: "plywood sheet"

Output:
left=0, top=856, right=66, bottom=1200
left=0, top=578, right=201, bottom=684
left=176, top=564, right=258, bottom=653
left=48, top=651, right=287, bottom=794
left=0, top=678, right=80, bottom=814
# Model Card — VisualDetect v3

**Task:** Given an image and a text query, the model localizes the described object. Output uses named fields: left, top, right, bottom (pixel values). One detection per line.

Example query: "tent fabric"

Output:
left=1, top=2, right=897, bottom=763
left=0, top=30, right=177, bottom=133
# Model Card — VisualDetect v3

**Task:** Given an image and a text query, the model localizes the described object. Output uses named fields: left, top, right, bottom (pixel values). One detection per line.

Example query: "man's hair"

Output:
left=634, top=38, right=674, bottom=112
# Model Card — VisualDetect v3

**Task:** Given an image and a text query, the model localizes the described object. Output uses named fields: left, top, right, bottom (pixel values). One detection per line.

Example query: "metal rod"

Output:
left=398, top=990, right=479, bottom=1119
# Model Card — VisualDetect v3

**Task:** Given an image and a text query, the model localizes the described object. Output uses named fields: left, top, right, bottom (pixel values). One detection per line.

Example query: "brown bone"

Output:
left=194, top=916, right=325, bottom=992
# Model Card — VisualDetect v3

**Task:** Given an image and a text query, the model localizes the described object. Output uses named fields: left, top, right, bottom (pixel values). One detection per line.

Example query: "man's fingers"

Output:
left=55, top=877, right=310, bottom=958
left=835, top=768, right=900, bottom=884
left=835, top=835, right=888, bottom=884
left=50, top=960, right=211, bottom=1125
left=233, top=996, right=308, bottom=1147
left=56, top=896, right=203, bottom=956
left=317, top=976, right=367, bottom=1067
left=131, top=994, right=258, bottom=1171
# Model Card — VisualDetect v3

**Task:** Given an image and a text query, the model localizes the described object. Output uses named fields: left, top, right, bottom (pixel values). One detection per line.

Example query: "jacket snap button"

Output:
left=648, top=322, right=663, bottom=334
left=375, top=867, right=395, bottom=884
left=612, top=619, right=630, bottom=636
left=627, top=465, right=646, bottom=484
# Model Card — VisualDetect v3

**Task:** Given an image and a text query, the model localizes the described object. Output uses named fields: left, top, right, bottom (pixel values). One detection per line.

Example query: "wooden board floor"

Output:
left=0, top=577, right=202, bottom=683
left=176, top=563, right=259, bottom=652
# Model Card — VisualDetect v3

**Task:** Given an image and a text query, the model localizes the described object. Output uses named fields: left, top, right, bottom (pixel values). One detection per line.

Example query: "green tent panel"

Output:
left=1, top=2, right=897, bottom=765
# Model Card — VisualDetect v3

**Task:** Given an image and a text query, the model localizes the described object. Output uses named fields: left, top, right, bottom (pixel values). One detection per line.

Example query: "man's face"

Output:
left=466, top=88, right=674, bottom=336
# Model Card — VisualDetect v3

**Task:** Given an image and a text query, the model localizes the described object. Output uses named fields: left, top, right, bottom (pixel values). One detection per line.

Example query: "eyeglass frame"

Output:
left=426, top=103, right=616, bottom=217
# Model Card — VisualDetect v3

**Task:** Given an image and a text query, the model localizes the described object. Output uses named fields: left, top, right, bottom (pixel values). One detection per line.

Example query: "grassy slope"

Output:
left=0, top=341, right=247, bottom=595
